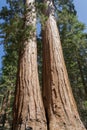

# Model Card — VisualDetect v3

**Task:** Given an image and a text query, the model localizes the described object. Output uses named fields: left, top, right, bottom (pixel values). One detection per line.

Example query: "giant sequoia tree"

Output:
left=0, top=0, right=87, bottom=130
left=12, top=0, right=47, bottom=129
left=42, top=0, right=86, bottom=129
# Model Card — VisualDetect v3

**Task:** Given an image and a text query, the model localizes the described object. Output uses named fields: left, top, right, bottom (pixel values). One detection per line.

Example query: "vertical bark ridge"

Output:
left=13, top=39, right=47, bottom=130
left=42, top=14, right=86, bottom=130
left=12, top=0, right=47, bottom=129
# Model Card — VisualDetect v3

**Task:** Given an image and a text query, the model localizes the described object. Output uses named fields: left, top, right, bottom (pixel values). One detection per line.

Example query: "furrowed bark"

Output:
left=42, top=0, right=86, bottom=129
left=12, top=0, right=47, bottom=130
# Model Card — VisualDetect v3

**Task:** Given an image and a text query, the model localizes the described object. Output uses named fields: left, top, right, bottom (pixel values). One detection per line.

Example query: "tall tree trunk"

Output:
left=42, top=0, right=86, bottom=130
left=12, top=0, right=47, bottom=130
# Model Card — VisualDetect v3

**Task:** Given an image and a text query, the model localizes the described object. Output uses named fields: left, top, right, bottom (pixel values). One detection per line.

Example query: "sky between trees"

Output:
left=0, top=0, right=87, bottom=70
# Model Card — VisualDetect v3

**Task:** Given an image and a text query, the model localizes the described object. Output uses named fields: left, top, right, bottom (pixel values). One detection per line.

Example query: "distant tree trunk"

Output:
left=42, top=0, right=86, bottom=130
left=12, top=0, right=47, bottom=130
left=0, top=92, right=8, bottom=127
left=0, top=91, right=11, bottom=128
left=77, top=57, right=87, bottom=96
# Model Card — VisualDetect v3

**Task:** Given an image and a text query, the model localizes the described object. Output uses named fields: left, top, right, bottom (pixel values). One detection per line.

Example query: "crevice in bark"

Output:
left=26, top=127, right=32, bottom=130
left=45, top=109, right=49, bottom=130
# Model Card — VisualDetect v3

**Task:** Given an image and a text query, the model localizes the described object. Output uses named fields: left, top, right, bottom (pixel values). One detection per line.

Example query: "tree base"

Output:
left=12, top=120, right=47, bottom=130
left=49, top=117, right=86, bottom=130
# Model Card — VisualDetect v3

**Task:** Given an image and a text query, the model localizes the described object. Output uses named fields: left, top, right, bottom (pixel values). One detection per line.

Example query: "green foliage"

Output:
left=0, top=0, right=87, bottom=129
left=56, top=0, right=87, bottom=127
left=0, top=0, right=39, bottom=128
left=36, top=2, right=48, bottom=28
left=0, top=0, right=24, bottom=128
left=0, top=43, right=18, bottom=128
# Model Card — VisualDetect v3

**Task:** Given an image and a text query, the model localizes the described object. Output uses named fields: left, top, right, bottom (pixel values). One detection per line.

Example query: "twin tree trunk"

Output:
left=12, top=0, right=86, bottom=130
left=42, top=0, right=86, bottom=130
left=12, top=0, right=47, bottom=130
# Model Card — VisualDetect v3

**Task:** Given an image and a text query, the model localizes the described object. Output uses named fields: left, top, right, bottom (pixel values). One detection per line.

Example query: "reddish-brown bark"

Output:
left=42, top=0, right=86, bottom=130
left=12, top=0, right=47, bottom=129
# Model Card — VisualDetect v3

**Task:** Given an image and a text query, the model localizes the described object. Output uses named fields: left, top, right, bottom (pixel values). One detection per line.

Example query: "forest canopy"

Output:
left=0, top=0, right=87, bottom=130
